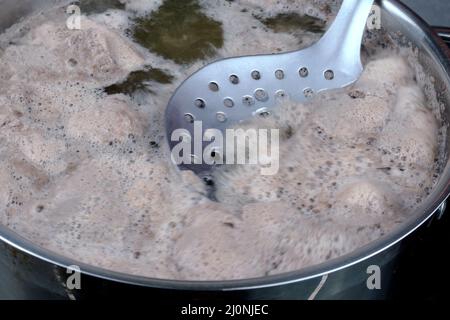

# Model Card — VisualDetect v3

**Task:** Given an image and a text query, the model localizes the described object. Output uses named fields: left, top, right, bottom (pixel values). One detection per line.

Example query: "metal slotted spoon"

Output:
left=165, top=0, right=375, bottom=173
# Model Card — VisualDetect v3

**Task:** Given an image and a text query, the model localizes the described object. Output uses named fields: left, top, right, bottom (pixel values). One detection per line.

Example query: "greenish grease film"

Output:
left=104, top=66, right=174, bottom=95
left=260, top=12, right=326, bottom=35
left=132, top=0, right=224, bottom=64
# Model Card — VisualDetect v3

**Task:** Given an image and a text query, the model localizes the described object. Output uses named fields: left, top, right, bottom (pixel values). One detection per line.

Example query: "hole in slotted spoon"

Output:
left=299, top=67, right=309, bottom=78
left=224, top=98, right=234, bottom=108
left=210, top=148, right=222, bottom=163
left=255, top=107, right=271, bottom=118
left=229, top=75, right=240, bottom=84
left=243, top=95, right=255, bottom=106
left=324, top=69, right=335, bottom=80
left=251, top=70, right=261, bottom=80
left=275, top=69, right=285, bottom=80
left=303, top=88, right=314, bottom=98
left=194, top=98, right=206, bottom=108
left=276, top=90, right=287, bottom=99
left=216, top=112, right=227, bottom=122
left=209, top=82, right=219, bottom=92
left=184, top=113, right=195, bottom=123
left=254, top=88, right=269, bottom=102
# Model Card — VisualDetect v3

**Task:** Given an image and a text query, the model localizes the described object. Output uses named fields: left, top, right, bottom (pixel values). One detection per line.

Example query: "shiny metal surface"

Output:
left=0, top=0, right=450, bottom=299
left=435, top=27, right=450, bottom=46
left=165, top=0, right=374, bottom=174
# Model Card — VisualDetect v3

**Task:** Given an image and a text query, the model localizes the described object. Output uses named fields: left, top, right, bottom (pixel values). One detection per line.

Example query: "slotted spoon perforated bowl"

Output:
left=165, top=0, right=375, bottom=173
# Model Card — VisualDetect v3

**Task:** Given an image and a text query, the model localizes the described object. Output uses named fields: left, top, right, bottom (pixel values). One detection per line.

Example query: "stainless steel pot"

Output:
left=1, top=0, right=450, bottom=299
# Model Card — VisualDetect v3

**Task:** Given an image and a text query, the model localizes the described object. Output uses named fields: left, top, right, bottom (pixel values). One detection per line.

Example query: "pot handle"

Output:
left=436, top=201, right=447, bottom=220
left=433, top=26, right=450, bottom=58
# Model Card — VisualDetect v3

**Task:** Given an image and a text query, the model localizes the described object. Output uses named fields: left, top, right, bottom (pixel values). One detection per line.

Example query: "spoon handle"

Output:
left=313, top=0, right=375, bottom=74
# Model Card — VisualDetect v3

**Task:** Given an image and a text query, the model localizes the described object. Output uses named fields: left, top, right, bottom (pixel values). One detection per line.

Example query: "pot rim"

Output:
left=1, top=0, right=450, bottom=291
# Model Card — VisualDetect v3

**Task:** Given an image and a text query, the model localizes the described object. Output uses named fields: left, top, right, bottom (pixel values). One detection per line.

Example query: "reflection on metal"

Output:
left=437, top=201, right=446, bottom=220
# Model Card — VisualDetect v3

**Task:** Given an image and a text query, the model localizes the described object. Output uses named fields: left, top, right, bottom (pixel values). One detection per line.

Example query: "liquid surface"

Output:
left=0, top=0, right=445, bottom=280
